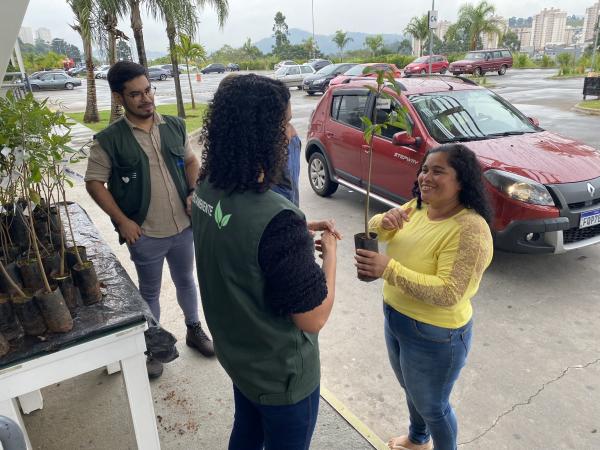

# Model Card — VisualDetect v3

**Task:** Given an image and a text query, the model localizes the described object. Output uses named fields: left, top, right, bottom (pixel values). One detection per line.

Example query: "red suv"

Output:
left=306, top=76, right=600, bottom=253
left=449, top=49, right=513, bottom=76
left=403, top=55, right=449, bottom=76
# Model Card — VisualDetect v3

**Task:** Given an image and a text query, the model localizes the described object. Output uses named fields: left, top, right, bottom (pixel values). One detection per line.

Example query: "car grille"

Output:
left=563, top=223, right=600, bottom=244
left=567, top=198, right=600, bottom=210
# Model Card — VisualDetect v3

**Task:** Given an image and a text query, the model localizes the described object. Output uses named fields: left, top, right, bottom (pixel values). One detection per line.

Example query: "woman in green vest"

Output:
left=191, top=74, right=339, bottom=450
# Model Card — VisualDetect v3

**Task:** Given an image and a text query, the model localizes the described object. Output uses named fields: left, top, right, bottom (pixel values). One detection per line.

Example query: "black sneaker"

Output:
left=186, top=322, right=215, bottom=357
left=146, top=356, right=164, bottom=379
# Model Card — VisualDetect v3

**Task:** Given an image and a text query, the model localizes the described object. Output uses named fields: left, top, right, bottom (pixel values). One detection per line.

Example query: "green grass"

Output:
left=66, top=103, right=207, bottom=133
left=549, top=73, right=586, bottom=80
left=577, top=100, right=600, bottom=110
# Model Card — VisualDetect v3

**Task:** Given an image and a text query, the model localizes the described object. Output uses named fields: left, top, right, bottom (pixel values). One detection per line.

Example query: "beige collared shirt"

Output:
left=85, top=112, right=192, bottom=238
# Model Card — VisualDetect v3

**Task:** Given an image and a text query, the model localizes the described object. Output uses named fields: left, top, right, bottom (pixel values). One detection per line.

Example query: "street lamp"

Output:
left=311, top=0, right=315, bottom=59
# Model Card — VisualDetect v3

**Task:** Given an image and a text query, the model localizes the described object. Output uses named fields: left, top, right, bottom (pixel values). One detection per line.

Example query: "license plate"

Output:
left=580, top=208, right=600, bottom=228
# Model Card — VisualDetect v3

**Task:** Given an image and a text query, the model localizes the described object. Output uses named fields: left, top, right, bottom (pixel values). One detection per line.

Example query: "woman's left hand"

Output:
left=355, top=249, right=390, bottom=279
left=308, top=219, right=343, bottom=240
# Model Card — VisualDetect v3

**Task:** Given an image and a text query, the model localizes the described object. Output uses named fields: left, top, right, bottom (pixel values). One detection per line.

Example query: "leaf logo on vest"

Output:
left=214, top=201, right=232, bottom=229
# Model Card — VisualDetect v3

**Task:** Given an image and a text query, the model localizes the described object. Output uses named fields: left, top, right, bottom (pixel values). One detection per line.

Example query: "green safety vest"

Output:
left=95, top=115, right=189, bottom=227
left=191, top=181, right=320, bottom=405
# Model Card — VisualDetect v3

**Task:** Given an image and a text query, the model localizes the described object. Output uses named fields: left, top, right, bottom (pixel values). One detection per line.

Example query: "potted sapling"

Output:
left=355, top=68, right=412, bottom=281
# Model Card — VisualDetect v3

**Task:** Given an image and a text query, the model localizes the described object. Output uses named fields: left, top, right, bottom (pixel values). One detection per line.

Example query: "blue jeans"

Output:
left=383, top=303, right=472, bottom=450
left=228, top=385, right=320, bottom=450
left=127, top=227, right=199, bottom=325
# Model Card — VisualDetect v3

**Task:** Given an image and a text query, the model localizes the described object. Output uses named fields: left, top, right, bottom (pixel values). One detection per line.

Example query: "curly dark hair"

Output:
left=199, top=74, right=290, bottom=193
left=411, top=144, right=493, bottom=224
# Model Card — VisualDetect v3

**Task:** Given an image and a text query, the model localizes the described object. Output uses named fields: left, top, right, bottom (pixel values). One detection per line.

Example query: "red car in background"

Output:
left=403, top=55, right=449, bottom=76
left=305, top=76, right=600, bottom=254
left=329, top=63, right=402, bottom=87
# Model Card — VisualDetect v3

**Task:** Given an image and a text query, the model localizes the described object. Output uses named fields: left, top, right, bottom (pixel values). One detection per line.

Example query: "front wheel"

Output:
left=473, top=67, right=483, bottom=77
left=498, top=65, right=507, bottom=75
left=307, top=91, right=315, bottom=96
left=308, top=152, right=338, bottom=197
left=64, top=82, right=74, bottom=90
left=31, top=85, right=40, bottom=92
left=440, top=67, right=447, bottom=74
left=160, top=74, right=167, bottom=80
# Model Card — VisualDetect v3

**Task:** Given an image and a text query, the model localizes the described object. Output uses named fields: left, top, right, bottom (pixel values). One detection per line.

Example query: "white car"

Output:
left=273, top=64, right=315, bottom=89
left=273, top=60, right=297, bottom=71
left=94, top=65, right=110, bottom=79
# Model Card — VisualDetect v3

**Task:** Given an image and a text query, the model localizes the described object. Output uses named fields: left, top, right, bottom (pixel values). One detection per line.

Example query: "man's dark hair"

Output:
left=107, top=61, right=147, bottom=93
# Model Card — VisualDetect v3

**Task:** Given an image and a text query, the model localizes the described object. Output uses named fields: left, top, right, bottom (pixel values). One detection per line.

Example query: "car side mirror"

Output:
left=528, top=117, right=540, bottom=127
left=392, top=131, right=420, bottom=147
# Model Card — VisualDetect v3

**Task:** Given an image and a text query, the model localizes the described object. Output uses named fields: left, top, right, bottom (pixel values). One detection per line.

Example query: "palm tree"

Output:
left=67, top=0, right=99, bottom=123
left=128, top=0, right=148, bottom=68
left=149, top=0, right=229, bottom=119
left=456, top=1, right=502, bottom=51
left=332, top=30, right=352, bottom=62
left=97, top=0, right=129, bottom=123
left=174, top=34, right=206, bottom=109
left=404, top=15, right=429, bottom=56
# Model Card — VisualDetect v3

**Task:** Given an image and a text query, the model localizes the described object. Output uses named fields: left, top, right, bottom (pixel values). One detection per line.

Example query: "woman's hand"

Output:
left=354, top=249, right=390, bottom=279
left=315, top=230, right=338, bottom=260
left=381, top=207, right=412, bottom=231
left=308, top=219, right=343, bottom=240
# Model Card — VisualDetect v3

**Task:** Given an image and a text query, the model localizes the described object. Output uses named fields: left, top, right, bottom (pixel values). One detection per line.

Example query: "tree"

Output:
left=34, top=37, right=51, bottom=54
left=66, top=44, right=82, bottom=63
left=149, top=0, right=229, bottom=119
left=174, top=34, right=206, bottom=109
left=272, top=11, right=290, bottom=56
left=51, top=38, right=69, bottom=55
left=455, top=1, right=502, bottom=51
left=242, top=38, right=262, bottom=59
left=68, top=0, right=99, bottom=123
left=332, top=30, right=352, bottom=61
left=443, top=22, right=470, bottom=53
left=364, top=35, right=384, bottom=57
left=404, top=15, right=429, bottom=56
left=397, top=39, right=412, bottom=55
left=128, top=0, right=148, bottom=68
left=117, top=39, right=133, bottom=61
left=303, top=36, right=318, bottom=59
left=501, top=30, right=520, bottom=52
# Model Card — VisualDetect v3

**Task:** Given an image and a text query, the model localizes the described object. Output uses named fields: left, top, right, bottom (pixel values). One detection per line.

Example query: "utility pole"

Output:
left=311, top=0, right=315, bottom=59
left=428, top=0, right=436, bottom=75
left=592, top=16, right=599, bottom=72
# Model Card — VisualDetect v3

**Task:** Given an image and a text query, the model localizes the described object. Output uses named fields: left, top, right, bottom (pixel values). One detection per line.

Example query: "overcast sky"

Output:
left=21, top=0, right=595, bottom=53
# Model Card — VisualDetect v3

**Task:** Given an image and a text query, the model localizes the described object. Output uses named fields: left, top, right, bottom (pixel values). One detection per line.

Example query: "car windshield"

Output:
left=316, top=64, right=339, bottom=75
left=464, top=52, right=485, bottom=60
left=412, top=57, right=429, bottom=63
left=344, top=65, right=368, bottom=76
left=408, top=90, right=539, bottom=143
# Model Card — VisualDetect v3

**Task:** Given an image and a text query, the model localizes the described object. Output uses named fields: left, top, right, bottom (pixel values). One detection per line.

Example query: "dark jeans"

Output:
left=228, top=385, right=320, bottom=450
left=127, top=227, right=199, bottom=325
left=383, top=303, right=472, bottom=450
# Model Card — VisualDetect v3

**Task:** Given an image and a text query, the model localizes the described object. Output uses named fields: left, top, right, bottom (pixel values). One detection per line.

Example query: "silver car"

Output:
left=28, top=72, right=82, bottom=91
left=274, top=64, right=315, bottom=89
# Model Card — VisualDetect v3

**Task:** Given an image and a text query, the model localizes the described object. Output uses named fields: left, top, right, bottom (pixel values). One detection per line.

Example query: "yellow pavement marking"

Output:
left=321, top=386, right=388, bottom=450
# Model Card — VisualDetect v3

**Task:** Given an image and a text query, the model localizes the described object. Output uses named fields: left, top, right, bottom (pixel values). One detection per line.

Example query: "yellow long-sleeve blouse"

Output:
left=369, top=198, right=494, bottom=329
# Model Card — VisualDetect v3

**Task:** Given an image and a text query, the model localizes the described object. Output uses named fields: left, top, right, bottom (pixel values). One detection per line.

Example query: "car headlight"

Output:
left=484, top=169, right=555, bottom=206
left=313, top=78, right=326, bottom=83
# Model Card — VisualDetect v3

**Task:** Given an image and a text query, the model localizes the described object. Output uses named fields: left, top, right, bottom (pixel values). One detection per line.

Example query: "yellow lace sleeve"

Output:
left=381, top=215, right=493, bottom=307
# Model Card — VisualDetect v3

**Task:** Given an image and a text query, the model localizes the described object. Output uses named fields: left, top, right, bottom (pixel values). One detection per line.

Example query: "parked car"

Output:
left=449, top=48, right=513, bottom=76
left=308, top=59, right=332, bottom=72
left=201, top=63, right=226, bottom=74
left=147, top=67, right=169, bottom=81
left=302, top=63, right=357, bottom=95
left=158, top=64, right=182, bottom=76
left=273, top=64, right=315, bottom=89
left=26, top=72, right=82, bottom=91
left=68, top=66, right=87, bottom=77
left=273, top=60, right=297, bottom=70
left=94, top=64, right=110, bottom=79
left=329, top=63, right=402, bottom=86
left=403, top=55, right=449, bottom=76
left=227, top=63, right=240, bottom=71
left=305, top=76, right=600, bottom=254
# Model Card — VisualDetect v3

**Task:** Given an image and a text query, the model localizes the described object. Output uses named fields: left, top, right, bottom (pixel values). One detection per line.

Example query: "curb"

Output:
left=573, top=105, right=600, bottom=115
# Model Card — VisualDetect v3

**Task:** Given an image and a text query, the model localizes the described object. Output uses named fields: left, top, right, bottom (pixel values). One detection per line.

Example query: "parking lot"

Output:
left=32, top=69, right=600, bottom=449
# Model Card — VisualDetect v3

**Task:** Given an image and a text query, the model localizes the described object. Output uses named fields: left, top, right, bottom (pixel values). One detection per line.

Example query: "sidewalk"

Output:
left=20, top=121, right=381, bottom=450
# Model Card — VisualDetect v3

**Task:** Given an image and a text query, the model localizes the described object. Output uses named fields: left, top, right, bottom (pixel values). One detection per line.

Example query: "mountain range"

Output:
left=255, top=28, right=407, bottom=55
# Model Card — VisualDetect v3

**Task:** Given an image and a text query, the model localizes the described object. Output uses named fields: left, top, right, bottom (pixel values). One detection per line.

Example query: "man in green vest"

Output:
left=85, top=61, right=214, bottom=379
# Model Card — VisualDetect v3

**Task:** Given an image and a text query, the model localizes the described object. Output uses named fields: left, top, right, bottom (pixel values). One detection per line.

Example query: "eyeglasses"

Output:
left=125, top=85, right=156, bottom=100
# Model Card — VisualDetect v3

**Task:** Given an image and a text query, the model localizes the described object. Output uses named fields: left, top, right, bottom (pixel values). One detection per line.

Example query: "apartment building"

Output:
left=35, top=27, right=52, bottom=44
left=512, top=27, right=533, bottom=51
left=530, top=8, right=567, bottom=51
left=482, top=17, right=508, bottom=49
left=582, top=1, right=600, bottom=42
left=18, top=26, right=34, bottom=45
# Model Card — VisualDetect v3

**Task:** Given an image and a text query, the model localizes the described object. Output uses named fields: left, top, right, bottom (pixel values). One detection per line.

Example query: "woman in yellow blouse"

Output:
left=355, top=144, right=493, bottom=450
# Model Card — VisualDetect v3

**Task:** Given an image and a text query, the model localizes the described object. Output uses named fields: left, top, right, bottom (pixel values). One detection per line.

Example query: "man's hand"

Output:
left=186, top=193, right=193, bottom=216
left=354, top=249, right=391, bottom=279
left=118, top=218, right=143, bottom=245
left=382, top=207, right=413, bottom=231
left=308, top=219, right=343, bottom=240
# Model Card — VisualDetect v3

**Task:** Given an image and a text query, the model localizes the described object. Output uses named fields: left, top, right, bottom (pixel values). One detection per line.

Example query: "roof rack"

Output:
left=344, top=76, right=407, bottom=91
left=403, top=74, right=478, bottom=86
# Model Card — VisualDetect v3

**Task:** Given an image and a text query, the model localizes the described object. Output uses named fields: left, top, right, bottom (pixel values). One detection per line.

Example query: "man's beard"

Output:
left=123, top=100, right=154, bottom=119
